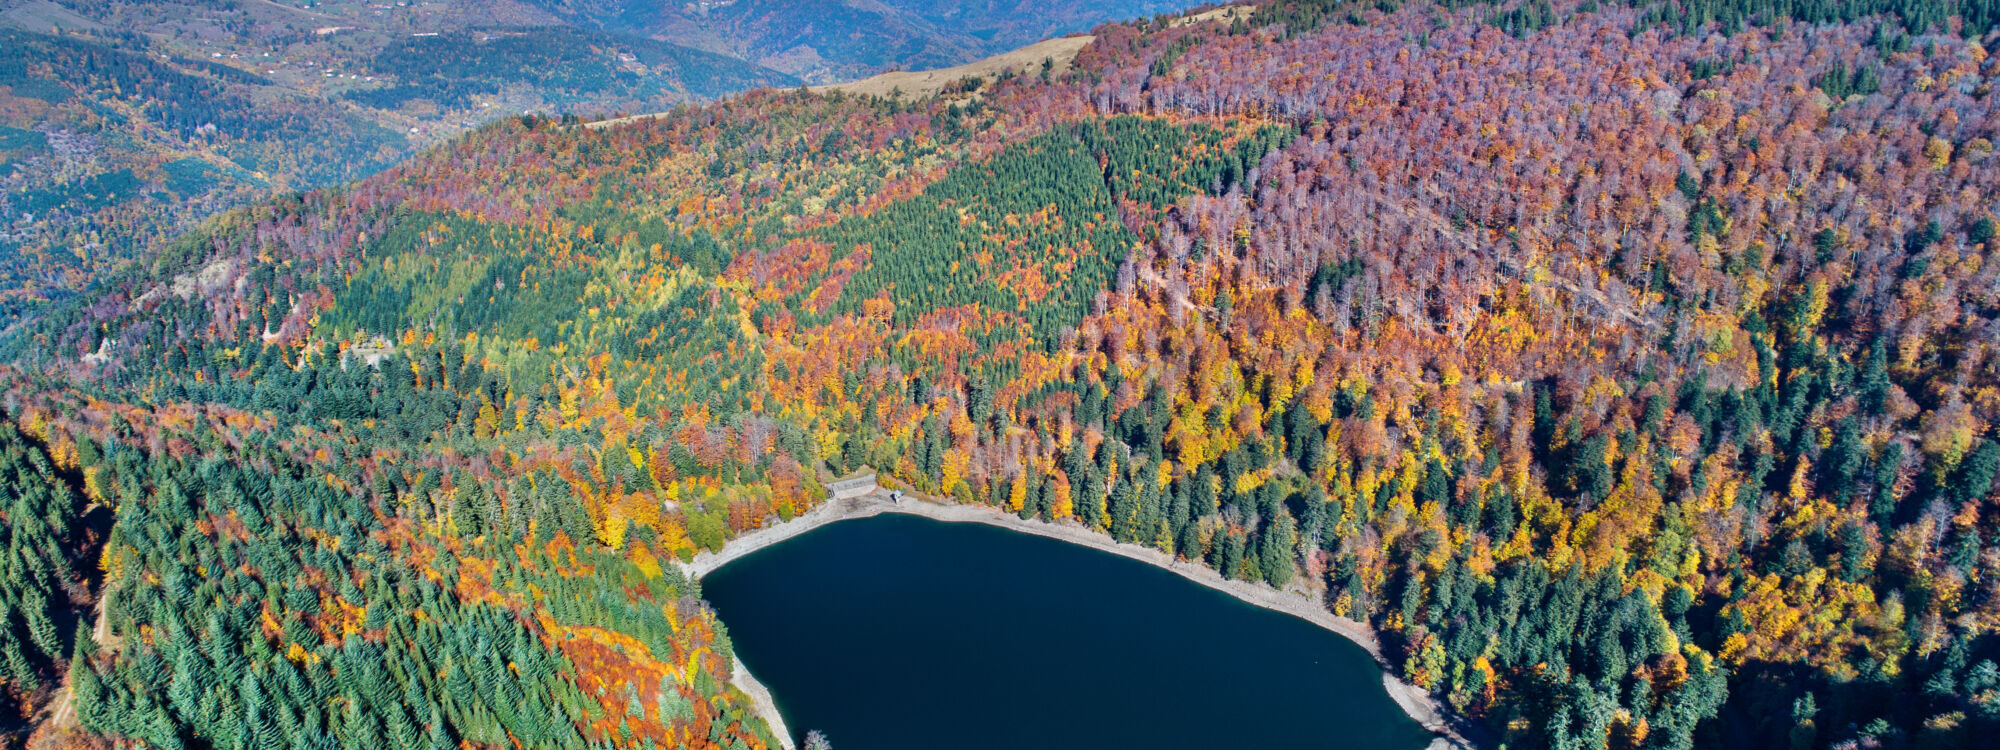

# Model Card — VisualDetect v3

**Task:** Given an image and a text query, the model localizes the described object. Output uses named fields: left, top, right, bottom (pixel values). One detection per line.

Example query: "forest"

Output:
left=0, top=8, right=787, bottom=323
left=3, top=1, right=1999, bottom=749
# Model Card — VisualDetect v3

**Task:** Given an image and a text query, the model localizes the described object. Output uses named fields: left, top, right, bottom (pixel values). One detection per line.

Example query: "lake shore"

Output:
left=730, top=657, right=795, bottom=750
left=689, top=488, right=1471, bottom=750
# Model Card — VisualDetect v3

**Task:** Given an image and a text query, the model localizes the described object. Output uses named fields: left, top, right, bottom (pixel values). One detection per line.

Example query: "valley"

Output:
left=0, top=0, right=1209, bottom=316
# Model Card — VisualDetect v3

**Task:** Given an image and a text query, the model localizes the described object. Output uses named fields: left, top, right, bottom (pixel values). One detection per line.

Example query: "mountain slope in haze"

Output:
left=524, top=0, right=1208, bottom=82
left=0, top=26, right=409, bottom=317
left=0, top=0, right=796, bottom=317
left=6, top=2, right=2000, bottom=750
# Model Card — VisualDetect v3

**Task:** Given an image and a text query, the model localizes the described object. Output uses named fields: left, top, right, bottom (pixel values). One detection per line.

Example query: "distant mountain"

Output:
left=522, top=0, right=1205, bottom=82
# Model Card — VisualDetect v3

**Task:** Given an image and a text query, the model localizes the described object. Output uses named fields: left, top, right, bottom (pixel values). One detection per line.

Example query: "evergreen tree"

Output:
left=1261, top=506, right=1298, bottom=588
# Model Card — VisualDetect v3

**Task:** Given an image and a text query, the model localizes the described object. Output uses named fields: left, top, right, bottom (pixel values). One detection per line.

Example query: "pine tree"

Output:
left=1872, top=443, right=1905, bottom=524
left=426, top=705, right=453, bottom=750
left=170, top=647, right=210, bottom=719
left=1261, top=506, right=1298, bottom=588
left=342, top=697, right=385, bottom=750
left=1859, top=340, right=1892, bottom=415
left=143, top=694, right=187, bottom=750
left=1823, top=417, right=1865, bottom=499
left=1224, top=531, right=1259, bottom=582
left=1107, top=473, right=1139, bottom=543
left=1955, top=441, right=1998, bottom=503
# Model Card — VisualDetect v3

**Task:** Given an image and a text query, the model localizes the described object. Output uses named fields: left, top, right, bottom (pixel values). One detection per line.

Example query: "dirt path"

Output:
left=40, top=585, right=114, bottom=733
left=689, top=488, right=1473, bottom=749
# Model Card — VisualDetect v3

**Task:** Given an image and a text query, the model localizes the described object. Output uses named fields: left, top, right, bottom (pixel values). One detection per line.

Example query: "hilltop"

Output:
left=807, top=35, right=1095, bottom=100
left=803, top=5, right=1254, bottom=101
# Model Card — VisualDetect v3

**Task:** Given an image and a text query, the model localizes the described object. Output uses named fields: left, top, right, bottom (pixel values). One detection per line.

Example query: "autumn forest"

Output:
left=3, top=1, right=2000, bottom=749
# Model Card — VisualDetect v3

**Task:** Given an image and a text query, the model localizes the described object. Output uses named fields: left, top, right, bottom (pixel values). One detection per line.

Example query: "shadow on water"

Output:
left=703, top=513, right=1435, bottom=750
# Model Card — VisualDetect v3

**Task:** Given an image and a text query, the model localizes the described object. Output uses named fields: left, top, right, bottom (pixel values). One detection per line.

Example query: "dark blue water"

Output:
left=701, top=514, right=1435, bottom=750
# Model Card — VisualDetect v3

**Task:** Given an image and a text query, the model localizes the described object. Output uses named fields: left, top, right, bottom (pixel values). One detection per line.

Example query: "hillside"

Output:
left=1, top=0, right=1206, bottom=319
left=0, top=0, right=793, bottom=319
left=4, top=2, right=2000, bottom=750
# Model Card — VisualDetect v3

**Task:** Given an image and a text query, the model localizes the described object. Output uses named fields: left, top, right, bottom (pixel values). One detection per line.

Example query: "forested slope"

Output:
left=1, top=0, right=1204, bottom=315
left=5, top=2, right=2000, bottom=749
left=0, top=15, right=790, bottom=320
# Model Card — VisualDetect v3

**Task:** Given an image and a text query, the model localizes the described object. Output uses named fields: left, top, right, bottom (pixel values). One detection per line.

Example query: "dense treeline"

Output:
left=0, top=421, right=96, bottom=737
left=68, top=436, right=769, bottom=750
left=807, top=117, right=1289, bottom=345
left=5, top=1, right=2000, bottom=749
left=1256, top=0, right=1999, bottom=37
left=0, top=378, right=786, bottom=750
